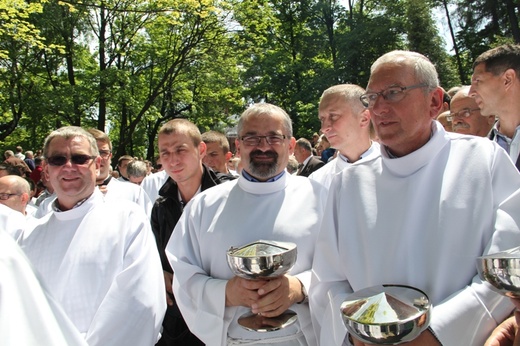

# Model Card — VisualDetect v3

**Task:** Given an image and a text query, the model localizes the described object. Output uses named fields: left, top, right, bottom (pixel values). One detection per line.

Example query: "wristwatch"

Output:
left=297, top=279, right=308, bottom=304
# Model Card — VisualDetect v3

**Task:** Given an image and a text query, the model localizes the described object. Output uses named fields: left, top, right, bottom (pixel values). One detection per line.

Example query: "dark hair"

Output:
left=473, top=44, right=520, bottom=78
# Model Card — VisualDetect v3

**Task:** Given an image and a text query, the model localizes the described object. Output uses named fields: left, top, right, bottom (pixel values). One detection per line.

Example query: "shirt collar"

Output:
left=241, top=169, right=285, bottom=182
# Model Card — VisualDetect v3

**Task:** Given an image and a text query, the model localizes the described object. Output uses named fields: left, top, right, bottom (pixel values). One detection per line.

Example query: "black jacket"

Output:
left=151, top=165, right=225, bottom=273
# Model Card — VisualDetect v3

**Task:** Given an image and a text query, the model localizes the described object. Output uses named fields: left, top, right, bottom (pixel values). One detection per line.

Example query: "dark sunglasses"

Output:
left=46, top=154, right=97, bottom=166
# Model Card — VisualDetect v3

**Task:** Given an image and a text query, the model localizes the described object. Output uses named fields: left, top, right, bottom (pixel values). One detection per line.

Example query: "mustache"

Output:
left=453, top=122, right=470, bottom=131
left=249, top=150, right=278, bottom=159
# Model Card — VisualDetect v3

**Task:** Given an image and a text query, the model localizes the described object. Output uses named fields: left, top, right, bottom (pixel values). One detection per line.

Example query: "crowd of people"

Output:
left=2, top=44, right=520, bottom=346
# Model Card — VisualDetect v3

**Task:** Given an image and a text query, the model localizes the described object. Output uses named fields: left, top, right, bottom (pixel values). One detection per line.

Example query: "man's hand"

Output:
left=163, top=271, right=173, bottom=306
left=485, top=313, right=520, bottom=346
left=225, top=276, right=267, bottom=307
left=250, top=275, right=302, bottom=318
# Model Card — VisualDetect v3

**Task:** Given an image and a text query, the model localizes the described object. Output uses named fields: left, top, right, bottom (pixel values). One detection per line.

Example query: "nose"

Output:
left=468, top=85, right=477, bottom=98
left=370, top=96, right=388, bottom=116
left=321, top=120, right=331, bottom=134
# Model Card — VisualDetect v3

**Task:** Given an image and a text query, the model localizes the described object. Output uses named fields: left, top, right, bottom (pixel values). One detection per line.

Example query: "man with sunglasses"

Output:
left=448, top=86, right=495, bottom=137
left=166, top=103, right=328, bottom=345
left=19, top=126, right=166, bottom=346
left=469, top=44, right=520, bottom=170
left=310, top=51, right=520, bottom=346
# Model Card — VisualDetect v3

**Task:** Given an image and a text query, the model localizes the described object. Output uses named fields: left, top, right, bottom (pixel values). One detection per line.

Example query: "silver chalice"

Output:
left=340, top=284, right=431, bottom=345
left=226, top=240, right=298, bottom=332
left=477, top=246, right=520, bottom=298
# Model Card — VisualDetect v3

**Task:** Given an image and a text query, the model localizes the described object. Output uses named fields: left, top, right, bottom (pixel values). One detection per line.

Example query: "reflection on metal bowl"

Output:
left=477, top=246, right=520, bottom=298
left=340, top=284, right=431, bottom=345
left=226, top=240, right=297, bottom=279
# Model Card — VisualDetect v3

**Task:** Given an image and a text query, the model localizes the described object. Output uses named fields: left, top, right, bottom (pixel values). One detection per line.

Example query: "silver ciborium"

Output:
left=477, top=246, right=520, bottom=298
left=226, top=240, right=298, bottom=332
left=340, top=284, right=431, bottom=345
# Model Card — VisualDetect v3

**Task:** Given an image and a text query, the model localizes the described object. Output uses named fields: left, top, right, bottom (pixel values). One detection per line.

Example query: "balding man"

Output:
left=449, top=86, right=495, bottom=137
left=0, top=175, right=31, bottom=215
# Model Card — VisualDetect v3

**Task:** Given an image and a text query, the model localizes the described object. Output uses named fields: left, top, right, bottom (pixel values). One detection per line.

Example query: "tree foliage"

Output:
left=0, top=0, right=517, bottom=155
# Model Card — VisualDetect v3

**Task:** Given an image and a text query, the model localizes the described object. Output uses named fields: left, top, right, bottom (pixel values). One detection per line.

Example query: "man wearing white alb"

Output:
left=308, top=84, right=380, bottom=189
left=310, top=51, right=520, bottom=346
left=166, top=103, right=328, bottom=346
left=19, top=126, right=165, bottom=346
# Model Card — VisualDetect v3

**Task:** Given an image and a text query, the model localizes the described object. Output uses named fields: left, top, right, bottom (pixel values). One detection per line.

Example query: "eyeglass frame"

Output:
left=99, top=150, right=112, bottom=158
left=446, top=108, right=481, bottom=122
left=0, top=193, right=22, bottom=200
left=239, top=134, right=288, bottom=146
left=359, top=83, right=429, bottom=108
left=45, top=154, right=98, bottom=167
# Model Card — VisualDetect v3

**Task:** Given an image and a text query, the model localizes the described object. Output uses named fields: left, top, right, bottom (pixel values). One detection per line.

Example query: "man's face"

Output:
left=293, top=145, right=307, bottom=164
left=319, top=95, right=369, bottom=154
left=118, top=159, right=130, bottom=179
left=469, top=63, right=505, bottom=117
left=0, top=179, right=25, bottom=213
left=450, top=94, right=494, bottom=137
left=96, top=140, right=112, bottom=182
left=202, top=142, right=230, bottom=173
left=236, top=113, right=295, bottom=181
left=366, top=62, right=441, bottom=156
left=43, top=136, right=100, bottom=211
left=158, top=131, right=205, bottom=184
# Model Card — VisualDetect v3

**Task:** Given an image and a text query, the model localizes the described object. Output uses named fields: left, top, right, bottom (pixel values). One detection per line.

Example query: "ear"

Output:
left=359, top=108, right=371, bottom=128
left=20, top=192, right=30, bottom=205
left=94, top=156, right=101, bottom=172
left=503, top=69, right=517, bottom=90
left=225, top=151, right=233, bottom=161
left=430, top=87, right=444, bottom=119
left=198, top=141, right=207, bottom=158
left=288, top=136, right=296, bottom=155
left=487, top=115, right=496, bottom=125
left=235, top=138, right=241, bottom=156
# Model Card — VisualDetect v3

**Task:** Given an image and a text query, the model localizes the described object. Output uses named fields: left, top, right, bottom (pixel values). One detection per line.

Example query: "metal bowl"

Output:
left=477, top=246, right=520, bottom=298
left=340, top=284, right=431, bottom=345
left=226, top=240, right=297, bottom=279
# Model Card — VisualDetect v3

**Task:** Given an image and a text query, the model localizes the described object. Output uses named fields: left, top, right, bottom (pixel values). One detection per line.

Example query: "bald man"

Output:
left=450, top=86, right=495, bottom=137
left=0, top=175, right=31, bottom=215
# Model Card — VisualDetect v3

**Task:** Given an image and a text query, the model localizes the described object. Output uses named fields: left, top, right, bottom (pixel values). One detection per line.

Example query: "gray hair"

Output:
left=127, top=160, right=148, bottom=178
left=371, top=50, right=439, bottom=91
left=237, top=103, right=293, bottom=137
left=43, top=126, right=99, bottom=158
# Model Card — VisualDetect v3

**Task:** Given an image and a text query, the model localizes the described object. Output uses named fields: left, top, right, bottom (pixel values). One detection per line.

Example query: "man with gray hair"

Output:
left=449, top=86, right=495, bottom=137
left=310, top=51, right=520, bottom=346
left=127, top=159, right=148, bottom=185
left=19, top=126, right=165, bottom=346
left=167, top=103, right=328, bottom=345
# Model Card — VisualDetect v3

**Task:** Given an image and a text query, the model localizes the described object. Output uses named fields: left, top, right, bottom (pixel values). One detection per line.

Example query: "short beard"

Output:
left=247, top=150, right=279, bottom=180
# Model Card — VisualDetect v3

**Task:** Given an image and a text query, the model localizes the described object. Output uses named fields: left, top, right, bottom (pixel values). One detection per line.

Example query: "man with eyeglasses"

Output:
left=310, top=51, right=520, bottom=346
left=469, top=44, right=520, bottom=170
left=448, top=86, right=495, bottom=137
left=166, top=103, right=328, bottom=345
left=19, top=126, right=166, bottom=346
left=0, top=175, right=28, bottom=240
